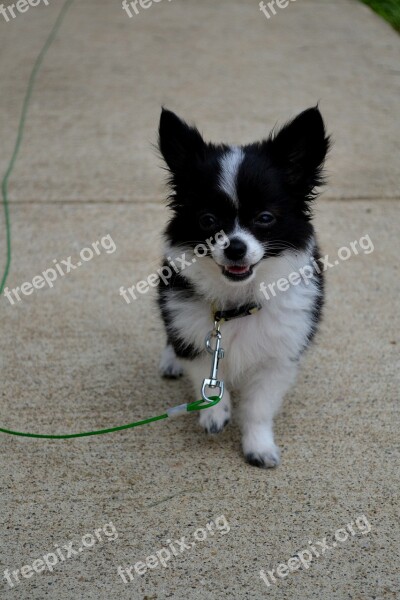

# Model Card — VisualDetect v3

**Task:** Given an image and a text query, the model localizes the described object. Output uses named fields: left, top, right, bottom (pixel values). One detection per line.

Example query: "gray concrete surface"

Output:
left=0, top=1, right=399, bottom=599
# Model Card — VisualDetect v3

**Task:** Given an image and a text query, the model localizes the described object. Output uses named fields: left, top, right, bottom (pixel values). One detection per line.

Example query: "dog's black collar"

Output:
left=213, top=302, right=262, bottom=324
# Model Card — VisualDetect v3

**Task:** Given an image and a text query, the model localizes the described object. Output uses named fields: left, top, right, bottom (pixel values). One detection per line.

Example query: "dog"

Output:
left=157, top=107, right=330, bottom=468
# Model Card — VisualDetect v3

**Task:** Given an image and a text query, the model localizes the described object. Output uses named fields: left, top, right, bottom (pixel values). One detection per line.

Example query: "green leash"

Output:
left=0, top=0, right=75, bottom=296
left=0, top=0, right=222, bottom=440
left=0, top=398, right=221, bottom=439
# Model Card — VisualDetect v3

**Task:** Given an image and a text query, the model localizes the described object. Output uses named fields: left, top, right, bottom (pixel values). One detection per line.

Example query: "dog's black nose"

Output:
left=224, top=238, right=247, bottom=261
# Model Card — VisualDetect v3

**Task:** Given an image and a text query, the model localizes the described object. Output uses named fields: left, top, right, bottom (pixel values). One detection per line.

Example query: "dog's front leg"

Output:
left=238, top=361, right=298, bottom=468
left=184, top=358, right=231, bottom=434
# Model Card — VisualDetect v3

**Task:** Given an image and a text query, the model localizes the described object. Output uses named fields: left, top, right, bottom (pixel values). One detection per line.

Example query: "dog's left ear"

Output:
left=268, top=107, right=330, bottom=193
left=159, top=108, right=206, bottom=174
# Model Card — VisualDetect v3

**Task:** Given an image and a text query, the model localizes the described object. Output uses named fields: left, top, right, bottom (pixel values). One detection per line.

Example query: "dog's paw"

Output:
left=244, top=447, right=280, bottom=469
left=242, top=428, right=280, bottom=468
left=199, top=402, right=230, bottom=434
left=159, top=345, right=184, bottom=379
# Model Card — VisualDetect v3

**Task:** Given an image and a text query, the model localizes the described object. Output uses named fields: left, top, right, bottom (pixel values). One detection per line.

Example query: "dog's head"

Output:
left=159, top=108, right=330, bottom=289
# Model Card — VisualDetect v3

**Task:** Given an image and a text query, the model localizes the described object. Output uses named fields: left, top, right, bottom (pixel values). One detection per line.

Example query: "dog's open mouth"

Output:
left=221, top=264, right=254, bottom=282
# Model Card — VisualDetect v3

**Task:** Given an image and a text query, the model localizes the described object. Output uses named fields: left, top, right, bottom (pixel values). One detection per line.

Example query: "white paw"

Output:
left=159, top=345, right=183, bottom=379
left=199, top=400, right=231, bottom=434
left=242, top=426, right=280, bottom=468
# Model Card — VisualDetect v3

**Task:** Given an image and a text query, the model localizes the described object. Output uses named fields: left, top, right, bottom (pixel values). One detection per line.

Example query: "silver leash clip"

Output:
left=201, top=322, right=225, bottom=403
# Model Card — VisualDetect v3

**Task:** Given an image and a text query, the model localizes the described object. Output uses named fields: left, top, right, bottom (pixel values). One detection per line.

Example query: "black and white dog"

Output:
left=157, top=108, right=330, bottom=468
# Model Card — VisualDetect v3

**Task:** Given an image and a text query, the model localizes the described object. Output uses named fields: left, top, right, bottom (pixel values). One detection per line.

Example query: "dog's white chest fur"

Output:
left=218, top=286, right=316, bottom=385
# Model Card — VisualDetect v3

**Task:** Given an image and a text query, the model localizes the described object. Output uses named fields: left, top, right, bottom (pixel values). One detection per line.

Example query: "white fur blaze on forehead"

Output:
left=218, top=147, right=244, bottom=206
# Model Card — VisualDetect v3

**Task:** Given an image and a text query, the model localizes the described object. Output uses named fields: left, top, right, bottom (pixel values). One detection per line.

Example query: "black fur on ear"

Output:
left=267, top=107, right=331, bottom=197
left=158, top=108, right=206, bottom=174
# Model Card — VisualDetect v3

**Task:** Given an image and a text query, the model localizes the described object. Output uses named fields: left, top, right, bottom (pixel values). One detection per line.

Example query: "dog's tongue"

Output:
left=226, top=265, right=250, bottom=275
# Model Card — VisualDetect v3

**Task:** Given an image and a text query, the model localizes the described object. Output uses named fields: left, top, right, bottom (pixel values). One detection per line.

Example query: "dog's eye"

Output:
left=199, top=213, right=217, bottom=230
left=254, top=212, right=276, bottom=227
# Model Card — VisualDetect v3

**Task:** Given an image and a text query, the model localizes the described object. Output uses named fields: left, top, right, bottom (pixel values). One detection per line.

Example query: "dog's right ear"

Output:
left=268, top=107, right=330, bottom=195
left=159, top=109, right=206, bottom=173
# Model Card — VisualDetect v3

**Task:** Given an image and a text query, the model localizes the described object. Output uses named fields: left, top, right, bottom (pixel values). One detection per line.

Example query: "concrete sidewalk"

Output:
left=0, top=1, right=399, bottom=599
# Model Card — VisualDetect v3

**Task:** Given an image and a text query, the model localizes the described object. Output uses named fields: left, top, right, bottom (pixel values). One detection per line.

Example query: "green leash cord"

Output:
left=0, top=0, right=75, bottom=295
left=0, top=398, right=221, bottom=439
left=0, top=0, right=221, bottom=440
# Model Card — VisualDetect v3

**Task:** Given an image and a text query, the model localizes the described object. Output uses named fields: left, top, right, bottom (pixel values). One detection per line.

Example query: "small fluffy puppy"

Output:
left=157, top=108, right=330, bottom=468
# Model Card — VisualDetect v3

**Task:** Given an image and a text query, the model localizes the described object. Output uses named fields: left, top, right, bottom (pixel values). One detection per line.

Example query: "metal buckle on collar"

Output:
left=201, top=321, right=225, bottom=403
left=200, top=301, right=261, bottom=403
